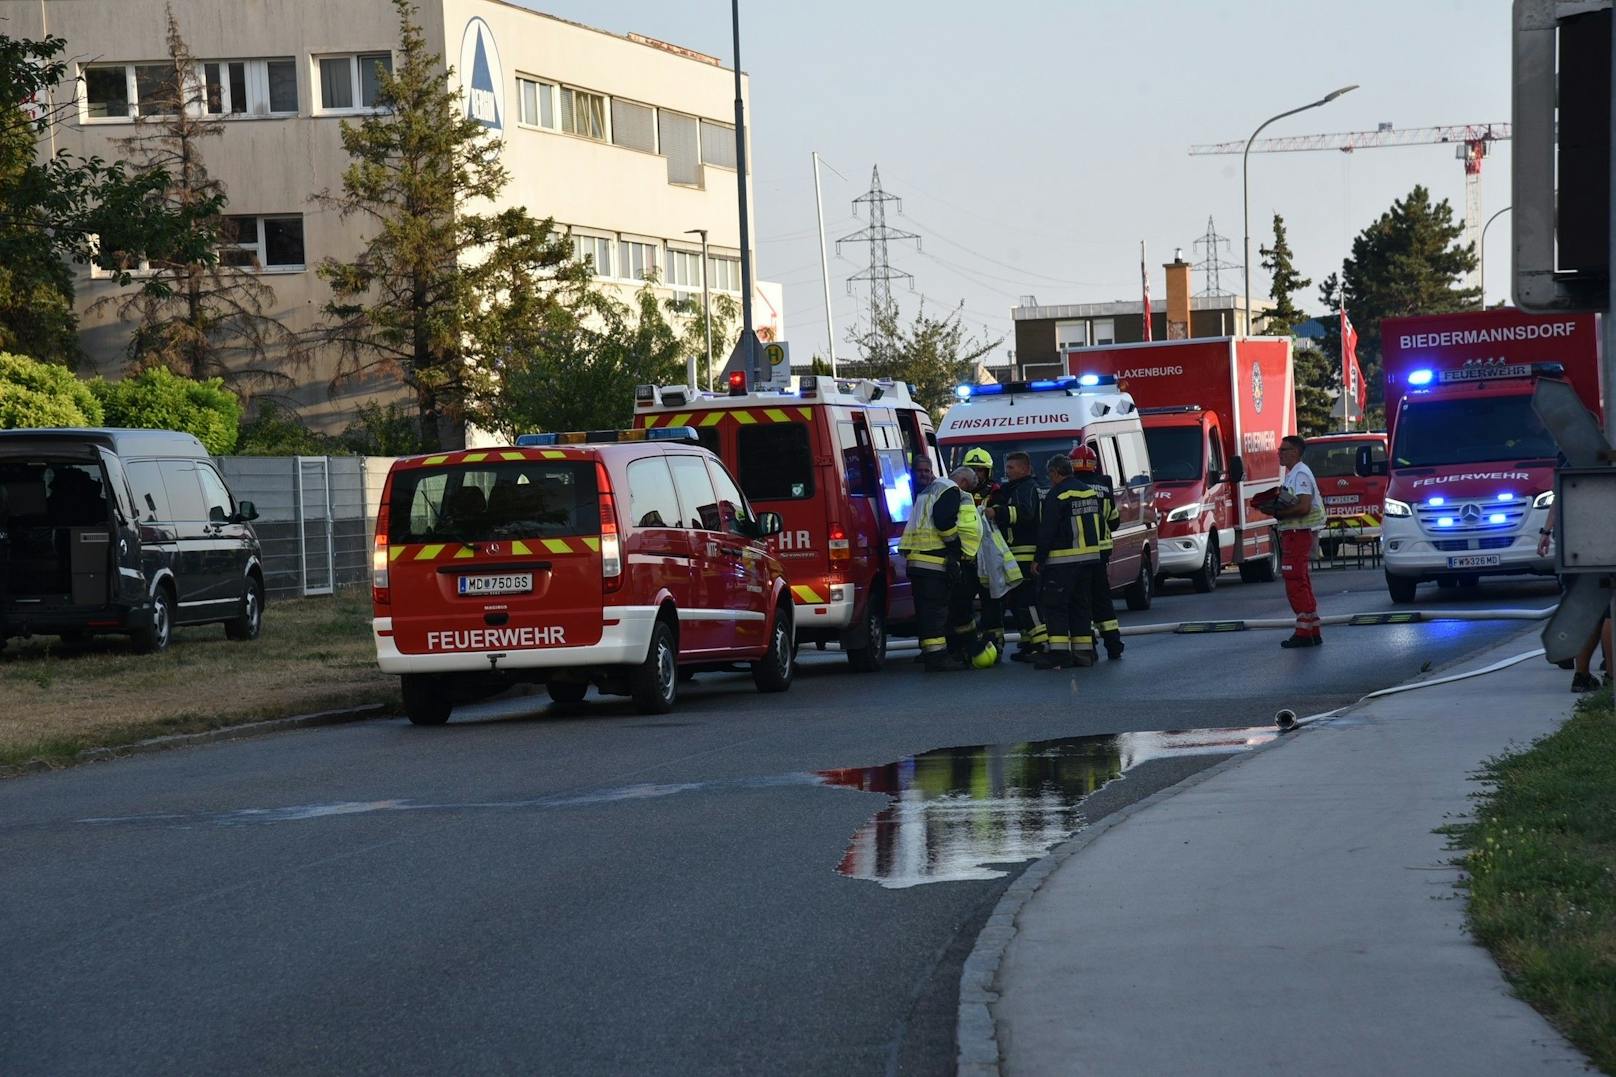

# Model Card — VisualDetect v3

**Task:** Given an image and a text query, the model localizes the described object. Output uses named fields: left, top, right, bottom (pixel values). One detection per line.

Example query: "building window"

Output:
left=82, top=62, right=180, bottom=120
left=699, top=119, right=736, bottom=169
left=610, top=98, right=655, bottom=153
left=1092, top=318, right=1116, bottom=346
left=203, top=59, right=297, bottom=117
left=87, top=235, right=151, bottom=279
left=517, top=76, right=554, bottom=128
left=219, top=215, right=305, bottom=270
left=317, top=52, right=392, bottom=112
left=658, top=110, right=700, bottom=186
left=709, top=255, right=741, bottom=293
left=560, top=87, right=606, bottom=140
left=667, top=248, right=704, bottom=290
left=1055, top=320, right=1088, bottom=351
left=617, top=239, right=657, bottom=281
left=572, top=233, right=613, bottom=277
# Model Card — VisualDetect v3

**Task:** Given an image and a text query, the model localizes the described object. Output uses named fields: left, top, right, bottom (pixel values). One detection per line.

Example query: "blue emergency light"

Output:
left=1077, top=374, right=1101, bottom=386
left=1497, top=492, right=1514, bottom=502
left=1436, top=516, right=1455, bottom=527
left=1406, top=369, right=1435, bottom=387
left=1488, top=513, right=1507, bottom=524
left=1427, top=496, right=1445, bottom=507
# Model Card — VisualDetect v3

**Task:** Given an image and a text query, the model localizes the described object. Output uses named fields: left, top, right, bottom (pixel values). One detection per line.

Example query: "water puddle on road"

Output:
left=815, top=726, right=1279, bottom=889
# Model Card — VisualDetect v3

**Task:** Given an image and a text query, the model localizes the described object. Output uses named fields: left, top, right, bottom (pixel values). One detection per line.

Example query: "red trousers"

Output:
left=1279, top=529, right=1320, bottom=637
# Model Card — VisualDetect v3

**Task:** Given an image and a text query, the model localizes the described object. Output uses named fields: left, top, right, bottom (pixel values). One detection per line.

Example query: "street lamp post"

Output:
left=685, top=228, right=714, bottom=390
left=1477, top=206, right=1512, bottom=310
left=1243, top=85, right=1359, bottom=335
left=730, top=0, right=760, bottom=385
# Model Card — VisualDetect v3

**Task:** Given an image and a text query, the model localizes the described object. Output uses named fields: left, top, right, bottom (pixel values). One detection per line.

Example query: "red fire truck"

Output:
left=1303, top=431, right=1388, bottom=559
left=1374, top=308, right=1603, bottom=602
left=1061, top=337, right=1295, bottom=590
left=634, top=374, right=944, bottom=671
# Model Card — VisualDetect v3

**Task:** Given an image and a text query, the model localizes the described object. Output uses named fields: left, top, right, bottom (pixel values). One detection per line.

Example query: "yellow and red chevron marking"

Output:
left=1326, top=513, right=1382, bottom=530
left=790, top=584, right=827, bottom=604
left=388, top=536, right=603, bottom=562
left=408, top=448, right=577, bottom=467
left=642, top=406, right=815, bottom=428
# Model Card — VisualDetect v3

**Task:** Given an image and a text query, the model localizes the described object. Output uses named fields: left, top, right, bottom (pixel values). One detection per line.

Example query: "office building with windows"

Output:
left=9, top=0, right=782, bottom=431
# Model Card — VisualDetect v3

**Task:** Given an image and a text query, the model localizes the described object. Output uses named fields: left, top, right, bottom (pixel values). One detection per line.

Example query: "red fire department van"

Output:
left=1060, top=337, right=1295, bottom=591
left=1303, top=431, right=1388, bottom=558
left=936, top=374, right=1158, bottom=609
left=370, top=430, right=795, bottom=723
left=1372, top=308, right=1603, bottom=603
left=634, top=374, right=944, bottom=671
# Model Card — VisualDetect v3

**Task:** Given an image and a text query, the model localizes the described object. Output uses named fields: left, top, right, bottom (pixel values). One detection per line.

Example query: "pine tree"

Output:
left=1339, top=184, right=1478, bottom=409
left=314, top=0, right=576, bottom=450
left=1255, top=214, right=1328, bottom=433
left=0, top=27, right=211, bottom=365
left=89, top=9, right=294, bottom=397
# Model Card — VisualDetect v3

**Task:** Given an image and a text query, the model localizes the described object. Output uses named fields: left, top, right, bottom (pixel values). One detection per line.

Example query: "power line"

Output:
left=1193, top=215, right=1239, bottom=297
left=836, top=166, right=919, bottom=334
left=897, top=210, right=1124, bottom=288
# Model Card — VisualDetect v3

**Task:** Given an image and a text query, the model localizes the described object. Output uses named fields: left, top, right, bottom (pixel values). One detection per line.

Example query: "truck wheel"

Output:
left=846, top=595, right=887, bottom=673
left=1386, top=572, right=1419, bottom=605
left=630, top=621, right=678, bottom=714
left=752, top=604, right=794, bottom=692
left=1239, top=543, right=1279, bottom=584
left=130, top=585, right=174, bottom=654
left=1124, top=558, right=1154, bottom=611
left=1190, top=538, right=1219, bottom=593
left=546, top=680, right=588, bottom=704
left=401, top=675, right=451, bottom=726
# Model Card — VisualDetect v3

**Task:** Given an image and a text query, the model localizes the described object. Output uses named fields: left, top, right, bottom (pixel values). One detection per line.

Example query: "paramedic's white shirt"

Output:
left=1280, top=462, right=1323, bottom=531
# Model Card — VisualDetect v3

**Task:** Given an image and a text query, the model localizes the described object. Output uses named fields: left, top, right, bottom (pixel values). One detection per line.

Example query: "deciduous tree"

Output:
left=848, top=301, right=1001, bottom=418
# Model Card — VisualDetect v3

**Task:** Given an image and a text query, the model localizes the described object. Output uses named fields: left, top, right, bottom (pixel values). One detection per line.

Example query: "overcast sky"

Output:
left=520, top=0, right=1511, bottom=360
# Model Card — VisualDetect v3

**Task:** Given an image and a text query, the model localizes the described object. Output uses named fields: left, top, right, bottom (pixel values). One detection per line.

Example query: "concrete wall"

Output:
left=7, top=0, right=779, bottom=432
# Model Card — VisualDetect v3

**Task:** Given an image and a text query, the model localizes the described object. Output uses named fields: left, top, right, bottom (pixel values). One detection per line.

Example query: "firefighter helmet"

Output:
left=1070, top=445, right=1100, bottom=472
left=962, top=447, right=993, bottom=469
left=971, top=641, right=999, bottom=669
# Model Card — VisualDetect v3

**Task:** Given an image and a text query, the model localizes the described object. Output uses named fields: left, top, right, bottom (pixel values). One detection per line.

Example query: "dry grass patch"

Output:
left=0, top=589, right=395, bottom=769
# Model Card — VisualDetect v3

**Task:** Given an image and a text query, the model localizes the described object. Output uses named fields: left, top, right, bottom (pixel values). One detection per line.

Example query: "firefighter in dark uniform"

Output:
left=899, top=456, right=993, bottom=672
left=1073, top=446, right=1125, bottom=660
left=961, top=447, right=1005, bottom=659
left=985, top=450, right=1047, bottom=660
left=1033, top=451, right=1110, bottom=669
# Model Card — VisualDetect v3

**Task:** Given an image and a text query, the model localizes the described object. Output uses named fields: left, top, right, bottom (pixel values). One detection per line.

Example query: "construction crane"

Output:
left=1189, top=123, right=1511, bottom=293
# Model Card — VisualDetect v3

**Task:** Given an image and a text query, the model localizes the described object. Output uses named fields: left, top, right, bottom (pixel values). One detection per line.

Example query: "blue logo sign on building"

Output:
left=459, top=17, right=504, bottom=136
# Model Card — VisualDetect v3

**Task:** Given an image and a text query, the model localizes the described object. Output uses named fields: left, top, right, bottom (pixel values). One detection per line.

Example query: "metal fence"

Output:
left=214, top=456, right=394, bottom=600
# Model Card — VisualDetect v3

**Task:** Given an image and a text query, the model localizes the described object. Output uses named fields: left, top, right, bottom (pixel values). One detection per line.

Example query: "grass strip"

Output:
left=1449, top=683, right=1616, bottom=1073
left=0, top=589, right=396, bottom=770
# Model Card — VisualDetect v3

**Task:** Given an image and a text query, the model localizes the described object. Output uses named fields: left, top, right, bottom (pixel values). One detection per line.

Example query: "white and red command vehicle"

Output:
left=936, top=375, right=1159, bottom=609
left=1303, top=431, right=1388, bottom=558
left=371, top=430, right=794, bottom=723
left=1373, top=308, right=1604, bottom=603
left=634, top=374, right=943, bottom=671
left=1060, top=337, right=1295, bottom=591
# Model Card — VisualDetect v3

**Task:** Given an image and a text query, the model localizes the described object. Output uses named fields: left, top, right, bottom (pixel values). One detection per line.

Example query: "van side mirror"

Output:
left=209, top=505, right=228, bottom=524
left=1226, top=456, right=1245, bottom=484
left=1354, top=446, right=1388, bottom=478
left=755, top=511, right=783, bottom=537
left=234, top=500, right=259, bottom=522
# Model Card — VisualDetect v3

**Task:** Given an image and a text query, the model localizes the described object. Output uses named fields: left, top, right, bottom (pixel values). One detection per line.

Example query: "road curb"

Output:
left=0, top=702, right=392, bottom=779
left=953, top=722, right=1308, bottom=1077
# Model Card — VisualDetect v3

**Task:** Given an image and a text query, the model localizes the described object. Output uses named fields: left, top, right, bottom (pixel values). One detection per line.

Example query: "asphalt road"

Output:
left=0, top=567, right=1555, bottom=1076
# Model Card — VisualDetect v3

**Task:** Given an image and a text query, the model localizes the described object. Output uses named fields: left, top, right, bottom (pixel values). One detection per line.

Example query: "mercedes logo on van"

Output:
left=1251, top=361, right=1265, bottom=414
left=1460, top=503, right=1482, bottom=523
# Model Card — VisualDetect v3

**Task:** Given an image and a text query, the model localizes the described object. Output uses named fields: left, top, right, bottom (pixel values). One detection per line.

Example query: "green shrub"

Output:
left=91, top=366, right=241, bottom=455
left=0, top=352, right=104, bottom=428
left=237, top=402, right=342, bottom=456
left=340, top=401, right=423, bottom=456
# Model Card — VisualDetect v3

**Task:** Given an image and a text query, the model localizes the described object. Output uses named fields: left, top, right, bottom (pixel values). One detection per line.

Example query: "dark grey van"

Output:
left=0, top=428, right=264, bottom=652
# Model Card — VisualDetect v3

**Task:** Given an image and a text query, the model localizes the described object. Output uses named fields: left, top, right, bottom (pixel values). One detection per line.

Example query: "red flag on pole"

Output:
left=1141, top=241, right=1152, bottom=342
left=1341, top=306, right=1365, bottom=426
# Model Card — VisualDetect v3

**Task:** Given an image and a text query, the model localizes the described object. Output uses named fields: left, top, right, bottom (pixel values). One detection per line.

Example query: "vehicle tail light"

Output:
left=828, top=526, right=850, bottom=562
left=371, top=502, right=391, bottom=607
left=597, top=460, right=623, bottom=593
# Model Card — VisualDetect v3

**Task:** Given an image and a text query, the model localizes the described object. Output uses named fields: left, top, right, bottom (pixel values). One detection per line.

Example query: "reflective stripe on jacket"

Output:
left=1037, top=477, right=1112, bottom=565
left=899, top=479, right=968, bottom=571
